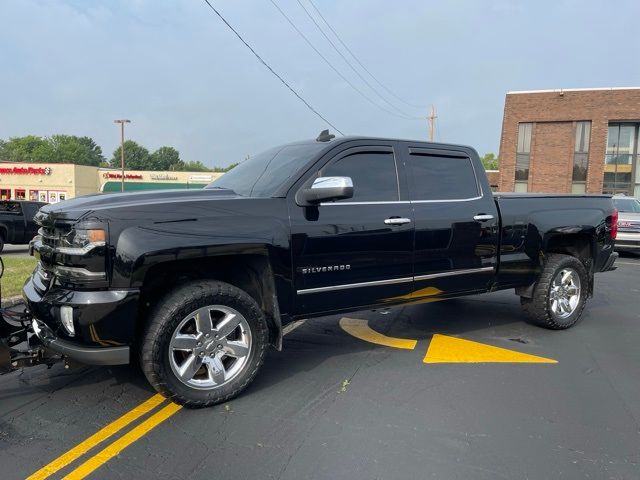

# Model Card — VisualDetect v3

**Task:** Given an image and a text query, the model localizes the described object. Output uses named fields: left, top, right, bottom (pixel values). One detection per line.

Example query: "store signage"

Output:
left=0, top=166, right=51, bottom=175
left=150, top=173, right=178, bottom=181
left=102, top=172, right=143, bottom=180
left=189, top=175, right=213, bottom=182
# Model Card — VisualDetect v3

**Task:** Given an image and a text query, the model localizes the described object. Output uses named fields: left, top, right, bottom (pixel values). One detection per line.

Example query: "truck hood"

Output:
left=38, top=188, right=241, bottom=223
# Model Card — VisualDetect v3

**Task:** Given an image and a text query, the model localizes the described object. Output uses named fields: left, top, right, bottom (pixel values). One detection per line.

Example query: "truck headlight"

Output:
left=56, top=228, right=106, bottom=255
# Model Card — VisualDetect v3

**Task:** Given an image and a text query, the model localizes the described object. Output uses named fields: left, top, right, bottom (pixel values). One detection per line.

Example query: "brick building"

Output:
left=498, top=87, right=640, bottom=198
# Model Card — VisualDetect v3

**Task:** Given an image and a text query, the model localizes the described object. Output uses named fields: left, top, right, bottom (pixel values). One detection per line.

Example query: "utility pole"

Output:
left=114, top=119, right=131, bottom=192
left=427, top=105, right=437, bottom=142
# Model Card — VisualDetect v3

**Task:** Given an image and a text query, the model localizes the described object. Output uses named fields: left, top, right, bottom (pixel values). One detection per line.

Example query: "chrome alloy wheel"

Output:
left=549, top=268, right=581, bottom=319
left=168, top=305, right=252, bottom=390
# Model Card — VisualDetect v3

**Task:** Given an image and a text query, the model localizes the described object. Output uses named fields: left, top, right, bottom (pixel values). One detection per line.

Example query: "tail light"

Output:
left=611, top=208, right=618, bottom=240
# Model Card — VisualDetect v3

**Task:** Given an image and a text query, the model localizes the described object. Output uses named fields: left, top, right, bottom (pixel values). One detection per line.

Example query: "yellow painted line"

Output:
left=423, top=334, right=558, bottom=364
left=27, top=394, right=166, bottom=480
left=63, top=402, right=182, bottom=480
left=283, top=319, right=307, bottom=335
left=339, top=317, right=417, bottom=350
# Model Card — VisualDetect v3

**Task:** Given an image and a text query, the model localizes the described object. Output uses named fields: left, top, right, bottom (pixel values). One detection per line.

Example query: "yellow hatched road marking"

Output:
left=423, top=334, right=558, bottom=364
left=339, top=317, right=417, bottom=350
left=63, top=402, right=183, bottom=480
left=27, top=394, right=166, bottom=480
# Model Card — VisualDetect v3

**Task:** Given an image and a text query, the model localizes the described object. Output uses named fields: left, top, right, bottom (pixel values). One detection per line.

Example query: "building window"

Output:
left=515, top=122, right=532, bottom=192
left=604, top=123, right=639, bottom=196
left=15, top=189, right=26, bottom=200
left=0, top=189, right=11, bottom=200
left=572, top=121, right=590, bottom=193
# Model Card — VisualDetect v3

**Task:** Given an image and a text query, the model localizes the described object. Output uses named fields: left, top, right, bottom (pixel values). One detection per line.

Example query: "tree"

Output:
left=150, top=146, right=183, bottom=170
left=481, top=153, right=499, bottom=170
left=0, top=135, right=105, bottom=165
left=213, top=163, right=238, bottom=173
left=110, top=140, right=151, bottom=170
left=181, top=160, right=212, bottom=172
left=0, top=135, right=51, bottom=162
left=47, top=135, right=105, bottom=166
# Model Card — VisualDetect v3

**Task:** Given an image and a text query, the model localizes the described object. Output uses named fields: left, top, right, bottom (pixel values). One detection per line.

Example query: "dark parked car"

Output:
left=0, top=200, right=47, bottom=252
left=1, top=134, right=618, bottom=407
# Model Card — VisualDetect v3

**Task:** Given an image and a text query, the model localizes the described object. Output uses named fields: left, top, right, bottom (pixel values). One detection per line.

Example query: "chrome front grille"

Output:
left=37, top=225, right=72, bottom=248
left=33, top=262, right=53, bottom=295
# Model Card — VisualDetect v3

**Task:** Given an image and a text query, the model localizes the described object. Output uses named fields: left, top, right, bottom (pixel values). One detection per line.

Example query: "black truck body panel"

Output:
left=13, top=136, right=617, bottom=365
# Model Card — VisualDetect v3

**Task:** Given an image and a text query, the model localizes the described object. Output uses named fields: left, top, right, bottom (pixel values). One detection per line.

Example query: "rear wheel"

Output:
left=520, top=254, right=588, bottom=329
left=140, top=280, right=269, bottom=408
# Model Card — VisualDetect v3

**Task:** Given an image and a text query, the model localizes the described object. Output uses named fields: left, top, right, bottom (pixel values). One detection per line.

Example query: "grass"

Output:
left=1, top=256, right=37, bottom=299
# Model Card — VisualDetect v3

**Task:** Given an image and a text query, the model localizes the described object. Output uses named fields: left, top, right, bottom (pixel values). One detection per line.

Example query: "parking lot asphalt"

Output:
left=1, top=255, right=639, bottom=480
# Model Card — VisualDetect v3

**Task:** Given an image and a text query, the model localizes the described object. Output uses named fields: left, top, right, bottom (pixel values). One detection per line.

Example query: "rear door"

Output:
left=400, top=144, right=499, bottom=297
left=288, top=142, right=414, bottom=315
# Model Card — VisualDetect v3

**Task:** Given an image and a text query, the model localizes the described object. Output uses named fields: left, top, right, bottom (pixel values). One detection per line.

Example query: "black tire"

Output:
left=0, top=235, right=4, bottom=253
left=520, top=253, right=589, bottom=330
left=140, top=280, right=269, bottom=408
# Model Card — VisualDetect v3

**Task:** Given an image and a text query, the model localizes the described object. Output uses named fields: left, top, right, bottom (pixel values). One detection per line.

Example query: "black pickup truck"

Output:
left=0, top=200, right=46, bottom=252
left=0, top=134, right=618, bottom=407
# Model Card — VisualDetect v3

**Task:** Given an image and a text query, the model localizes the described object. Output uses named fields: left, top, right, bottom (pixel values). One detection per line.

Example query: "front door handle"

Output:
left=384, top=217, right=412, bottom=225
left=473, top=214, right=495, bottom=222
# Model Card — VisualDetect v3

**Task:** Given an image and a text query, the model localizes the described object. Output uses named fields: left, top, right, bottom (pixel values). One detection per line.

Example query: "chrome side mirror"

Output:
left=296, top=176, right=354, bottom=206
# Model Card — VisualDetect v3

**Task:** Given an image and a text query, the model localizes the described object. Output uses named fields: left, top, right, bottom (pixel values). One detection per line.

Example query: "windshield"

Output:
left=613, top=198, right=640, bottom=213
left=207, top=143, right=326, bottom=197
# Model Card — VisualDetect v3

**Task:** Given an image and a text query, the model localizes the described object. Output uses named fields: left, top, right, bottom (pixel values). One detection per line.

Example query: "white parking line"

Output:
left=616, top=261, right=640, bottom=266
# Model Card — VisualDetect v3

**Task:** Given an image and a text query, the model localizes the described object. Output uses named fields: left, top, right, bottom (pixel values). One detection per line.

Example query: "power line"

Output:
left=269, top=0, right=413, bottom=120
left=296, top=0, right=423, bottom=119
left=306, top=0, right=424, bottom=110
left=202, top=0, right=344, bottom=135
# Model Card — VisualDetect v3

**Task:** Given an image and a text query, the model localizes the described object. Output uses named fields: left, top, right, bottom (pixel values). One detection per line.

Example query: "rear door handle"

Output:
left=384, top=217, right=412, bottom=225
left=473, top=214, right=495, bottom=222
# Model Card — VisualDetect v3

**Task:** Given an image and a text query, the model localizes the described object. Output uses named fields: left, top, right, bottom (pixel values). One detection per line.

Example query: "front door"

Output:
left=289, top=143, right=414, bottom=316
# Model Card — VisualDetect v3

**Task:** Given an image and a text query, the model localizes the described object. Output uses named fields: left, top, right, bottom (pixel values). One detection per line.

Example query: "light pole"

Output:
left=114, top=119, right=131, bottom=192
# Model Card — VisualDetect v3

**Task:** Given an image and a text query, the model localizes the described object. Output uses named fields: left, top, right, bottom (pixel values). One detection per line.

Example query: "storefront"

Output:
left=0, top=162, right=222, bottom=203
left=99, top=170, right=216, bottom=192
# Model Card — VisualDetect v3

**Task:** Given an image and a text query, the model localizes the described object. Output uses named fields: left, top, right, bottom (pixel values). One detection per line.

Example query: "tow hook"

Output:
left=0, top=307, right=62, bottom=374
left=0, top=257, right=62, bottom=374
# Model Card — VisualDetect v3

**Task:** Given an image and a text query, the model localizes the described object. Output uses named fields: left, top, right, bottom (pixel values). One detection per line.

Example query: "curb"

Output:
left=1, top=296, right=24, bottom=308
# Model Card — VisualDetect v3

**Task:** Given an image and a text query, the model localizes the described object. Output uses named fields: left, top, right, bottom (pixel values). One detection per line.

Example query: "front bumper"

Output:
left=22, top=273, right=139, bottom=365
left=31, top=319, right=129, bottom=365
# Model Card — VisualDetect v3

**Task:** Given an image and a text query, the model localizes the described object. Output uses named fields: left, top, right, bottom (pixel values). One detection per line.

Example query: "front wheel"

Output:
left=140, top=280, right=269, bottom=408
left=520, top=254, right=589, bottom=329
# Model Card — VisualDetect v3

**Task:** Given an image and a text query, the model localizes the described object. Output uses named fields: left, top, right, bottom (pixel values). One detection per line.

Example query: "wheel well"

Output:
left=545, top=234, right=593, bottom=269
left=0, top=226, right=6, bottom=240
left=136, top=254, right=282, bottom=349
left=516, top=233, right=595, bottom=299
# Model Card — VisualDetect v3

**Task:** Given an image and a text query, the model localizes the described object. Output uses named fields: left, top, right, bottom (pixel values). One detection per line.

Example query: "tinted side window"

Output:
left=407, top=154, right=479, bottom=200
left=0, top=201, right=22, bottom=214
left=322, top=151, right=398, bottom=202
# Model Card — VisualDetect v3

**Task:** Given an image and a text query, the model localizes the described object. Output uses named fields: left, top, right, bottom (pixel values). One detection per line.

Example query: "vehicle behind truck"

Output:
left=0, top=133, right=618, bottom=407
left=0, top=200, right=46, bottom=252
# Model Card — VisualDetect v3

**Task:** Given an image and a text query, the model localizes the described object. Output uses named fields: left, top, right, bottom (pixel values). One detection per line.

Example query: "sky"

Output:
left=1, top=0, right=639, bottom=168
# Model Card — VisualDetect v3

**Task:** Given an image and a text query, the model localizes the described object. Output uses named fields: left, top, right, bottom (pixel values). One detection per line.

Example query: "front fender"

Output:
left=111, top=215, right=290, bottom=289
